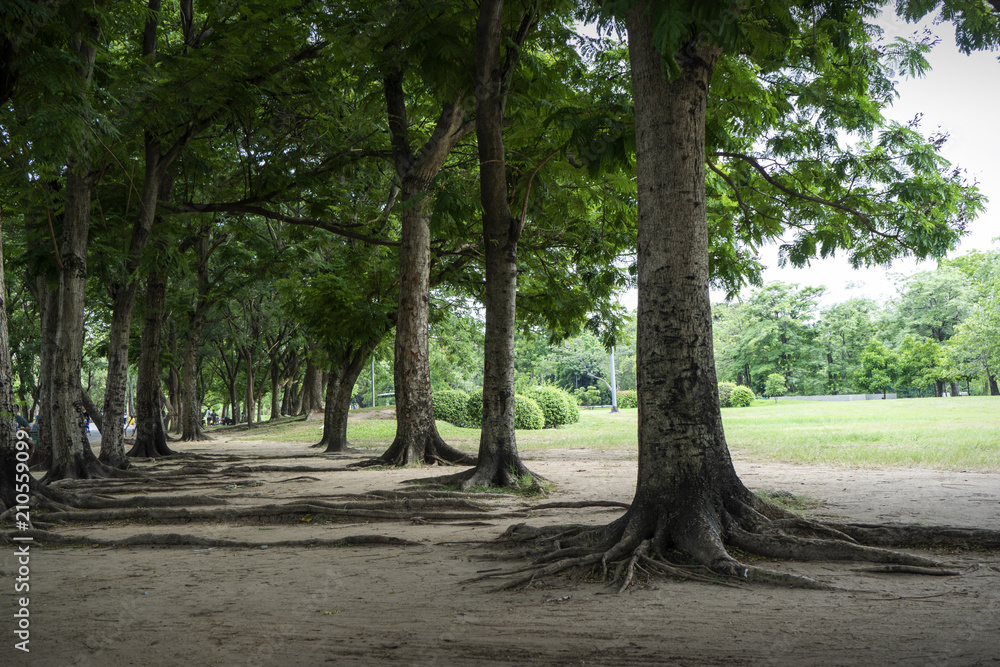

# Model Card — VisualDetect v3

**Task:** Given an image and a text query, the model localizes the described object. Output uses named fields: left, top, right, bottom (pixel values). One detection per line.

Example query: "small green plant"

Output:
left=616, top=390, right=637, bottom=409
left=574, top=386, right=602, bottom=406
left=730, top=385, right=755, bottom=407
left=718, top=382, right=737, bottom=407
left=754, top=489, right=823, bottom=514
left=765, top=374, right=787, bottom=398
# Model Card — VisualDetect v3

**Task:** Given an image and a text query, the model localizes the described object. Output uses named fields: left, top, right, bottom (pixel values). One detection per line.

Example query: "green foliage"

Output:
left=855, top=341, right=900, bottom=397
left=764, top=374, right=787, bottom=398
left=718, top=381, right=737, bottom=408
left=514, top=394, right=545, bottom=431
left=465, top=390, right=544, bottom=430
left=616, top=390, right=637, bottom=409
left=466, top=390, right=484, bottom=426
left=897, top=336, right=945, bottom=396
left=527, top=386, right=579, bottom=428
left=574, top=386, right=602, bottom=406
left=433, top=389, right=469, bottom=426
left=730, top=386, right=755, bottom=408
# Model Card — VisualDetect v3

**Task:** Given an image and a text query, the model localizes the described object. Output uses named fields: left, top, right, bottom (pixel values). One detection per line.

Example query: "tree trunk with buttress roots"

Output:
left=368, top=71, right=475, bottom=467
left=440, top=0, right=536, bottom=488
left=493, top=7, right=1000, bottom=587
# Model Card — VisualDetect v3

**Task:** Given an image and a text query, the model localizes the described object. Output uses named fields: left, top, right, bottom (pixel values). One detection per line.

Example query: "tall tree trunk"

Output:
left=46, top=166, right=105, bottom=480
left=269, top=357, right=282, bottom=420
left=456, top=0, right=536, bottom=487
left=99, top=0, right=178, bottom=469
left=526, top=7, right=796, bottom=574
left=129, top=266, right=175, bottom=458
left=948, top=381, right=961, bottom=397
left=1, top=209, right=26, bottom=509
left=179, top=328, right=207, bottom=440
left=244, top=346, right=255, bottom=429
left=29, top=280, right=57, bottom=469
left=370, top=68, right=474, bottom=466
left=314, top=349, right=369, bottom=453
left=300, top=356, right=323, bottom=418
left=44, top=20, right=108, bottom=481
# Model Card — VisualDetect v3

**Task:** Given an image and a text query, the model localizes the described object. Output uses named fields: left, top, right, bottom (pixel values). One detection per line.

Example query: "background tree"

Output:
left=856, top=340, right=901, bottom=399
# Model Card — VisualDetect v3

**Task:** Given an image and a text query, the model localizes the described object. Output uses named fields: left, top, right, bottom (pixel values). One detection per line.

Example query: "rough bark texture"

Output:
left=43, top=21, right=110, bottom=481
left=129, top=267, right=175, bottom=458
left=602, top=19, right=751, bottom=570
left=29, top=265, right=57, bottom=470
left=179, top=235, right=211, bottom=441
left=299, top=356, right=324, bottom=418
left=455, top=0, right=535, bottom=488
left=488, top=8, right=979, bottom=590
left=315, top=349, right=369, bottom=453
left=0, top=212, right=23, bottom=509
left=370, top=71, right=474, bottom=467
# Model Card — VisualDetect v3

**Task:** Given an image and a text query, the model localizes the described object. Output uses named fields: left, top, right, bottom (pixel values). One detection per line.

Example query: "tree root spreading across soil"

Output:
left=7, top=448, right=999, bottom=596
left=468, top=496, right=1000, bottom=592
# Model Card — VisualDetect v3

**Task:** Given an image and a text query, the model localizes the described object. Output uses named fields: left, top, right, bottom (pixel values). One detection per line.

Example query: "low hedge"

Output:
left=466, top=390, right=545, bottom=430
left=434, top=389, right=469, bottom=425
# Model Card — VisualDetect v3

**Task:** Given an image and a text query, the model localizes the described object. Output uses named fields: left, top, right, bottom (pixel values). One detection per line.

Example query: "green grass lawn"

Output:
left=223, top=396, right=1000, bottom=471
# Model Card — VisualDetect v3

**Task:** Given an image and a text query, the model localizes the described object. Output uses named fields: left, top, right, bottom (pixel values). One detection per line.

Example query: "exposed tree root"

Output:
left=822, top=522, right=1000, bottom=550
left=354, top=432, right=476, bottom=468
left=528, top=500, right=630, bottom=511
left=403, top=458, right=549, bottom=495
left=30, top=498, right=527, bottom=526
left=220, top=464, right=353, bottom=474
left=0, top=529, right=419, bottom=549
left=852, top=565, right=962, bottom=576
left=472, top=483, right=991, bottom=592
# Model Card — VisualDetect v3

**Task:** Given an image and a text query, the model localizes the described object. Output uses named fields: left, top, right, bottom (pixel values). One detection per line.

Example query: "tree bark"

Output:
left=534, top=8, right=771, bottom=573
left=370, top=68, right=475, bottom=466
left=1, top=209, right=25, bottom=509
left=300, top=355, right=323, bottom=418
left=129, top=266, right=175, bottom=458
left=313, top=349, right=370, bottom=453
left=179, top=234, right=212, bottom=441
left=30, top=281, right=57, bottom=469
left=454, top=0, right=535, bottom=487
left=44, top=20, right=109, bottom=481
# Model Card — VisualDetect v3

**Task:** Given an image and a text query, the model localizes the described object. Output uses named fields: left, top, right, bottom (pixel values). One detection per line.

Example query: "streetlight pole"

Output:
left=610, top=347, right=619, bottom=413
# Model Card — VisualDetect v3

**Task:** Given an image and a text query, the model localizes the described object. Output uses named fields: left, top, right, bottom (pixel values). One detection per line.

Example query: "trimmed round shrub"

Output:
left=434, top=389, right=469, bottom=425
left=465, top=390, right=545, bottom=430
left=616, top=390, right=637, bottom=409
left=730, top=385, right=755, bottom=407
left=528, top=386, right=579, bottom=428
left=718, top=382, right=737, bottom=408
left=513, top=394, right=545, bottom=430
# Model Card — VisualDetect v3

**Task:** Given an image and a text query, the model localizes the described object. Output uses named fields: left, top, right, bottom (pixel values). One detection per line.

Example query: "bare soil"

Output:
left=3, top=431, right=999, bottom=666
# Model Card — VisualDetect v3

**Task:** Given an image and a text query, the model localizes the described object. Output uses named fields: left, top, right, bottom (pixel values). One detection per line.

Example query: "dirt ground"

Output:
left=3, top=430, right=999, bottom=667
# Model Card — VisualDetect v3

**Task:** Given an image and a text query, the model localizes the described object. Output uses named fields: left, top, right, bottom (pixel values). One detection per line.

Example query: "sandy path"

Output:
left=3, top=440, right=998, bottom=666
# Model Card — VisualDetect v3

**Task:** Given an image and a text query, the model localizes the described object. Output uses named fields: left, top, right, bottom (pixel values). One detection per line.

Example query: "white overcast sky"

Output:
left=617, top=9, right=1000, bottom=311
